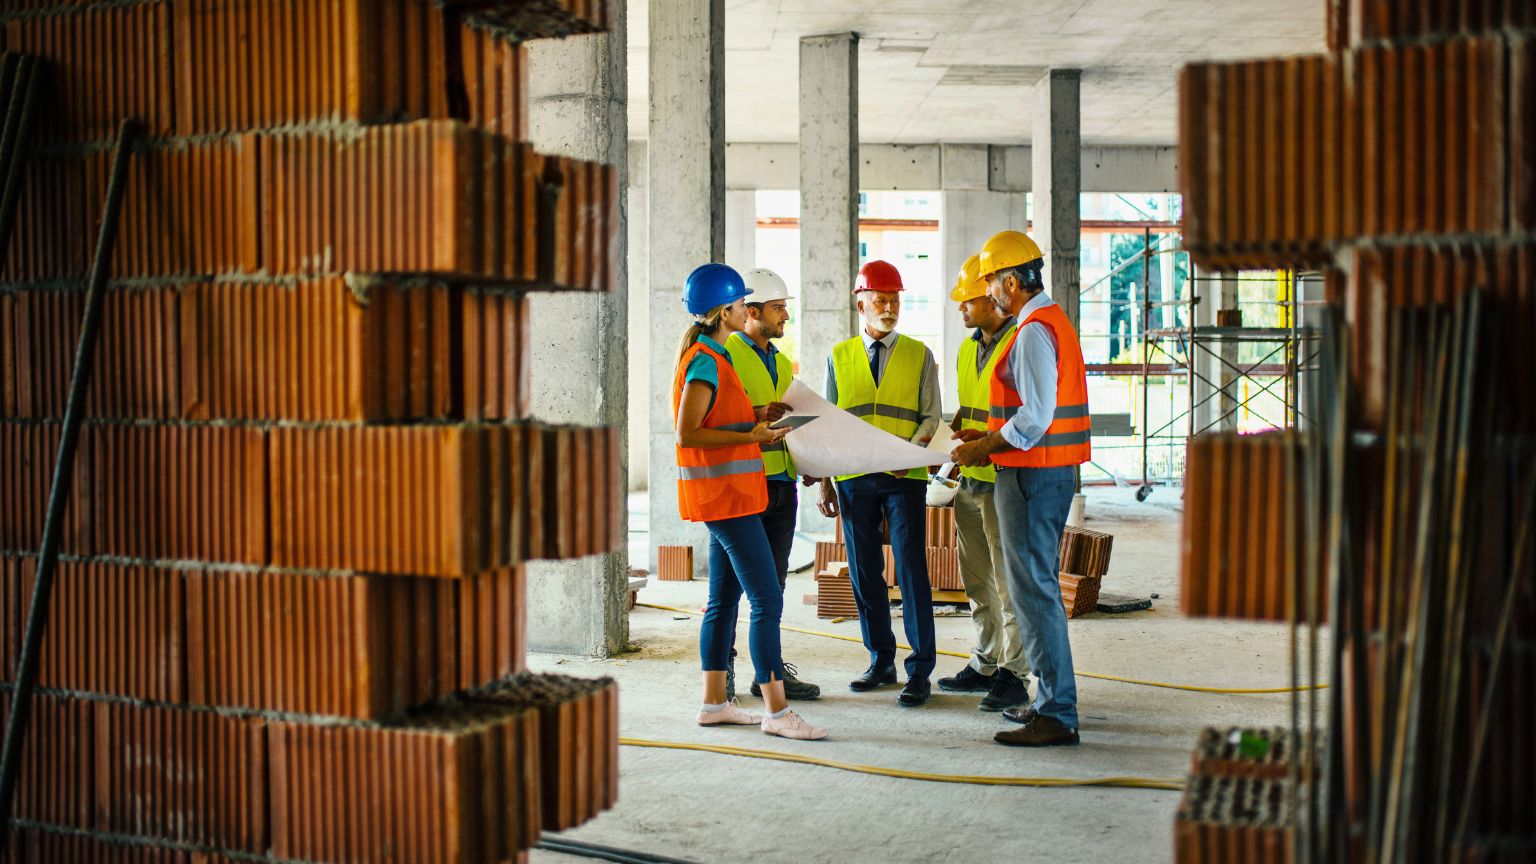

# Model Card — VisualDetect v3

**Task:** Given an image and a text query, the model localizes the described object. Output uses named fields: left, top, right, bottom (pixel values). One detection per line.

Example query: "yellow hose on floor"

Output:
left=619, top=737, right=1185, bottom=791
left=635, top=602, right=1327, bottom=695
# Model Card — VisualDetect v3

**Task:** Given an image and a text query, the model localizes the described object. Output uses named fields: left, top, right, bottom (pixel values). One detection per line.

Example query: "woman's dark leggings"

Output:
left=699, top=513, right=784, bottom=685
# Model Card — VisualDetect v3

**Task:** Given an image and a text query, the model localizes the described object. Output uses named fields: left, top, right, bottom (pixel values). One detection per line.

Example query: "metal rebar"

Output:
left=0, top=118, right=141, bottom=846
left=0, top=56, right=41, bottom=254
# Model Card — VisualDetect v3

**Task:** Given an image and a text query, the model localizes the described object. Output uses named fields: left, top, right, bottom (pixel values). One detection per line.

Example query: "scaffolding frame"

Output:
left=1077, top=226, right=1320, bottom=498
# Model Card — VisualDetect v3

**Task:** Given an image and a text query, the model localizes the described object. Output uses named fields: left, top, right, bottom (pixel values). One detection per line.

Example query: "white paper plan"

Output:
left=779, top=379, right=942, bottom=478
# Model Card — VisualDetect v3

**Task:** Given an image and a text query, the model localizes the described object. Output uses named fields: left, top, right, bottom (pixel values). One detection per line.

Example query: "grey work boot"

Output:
left=751, top=662, right=822, bottom=701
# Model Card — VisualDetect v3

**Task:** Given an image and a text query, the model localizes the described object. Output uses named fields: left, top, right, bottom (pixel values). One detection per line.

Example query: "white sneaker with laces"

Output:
left=760, top=709, right=828, bottom=740
left=697, top=698, right=762, bottom=726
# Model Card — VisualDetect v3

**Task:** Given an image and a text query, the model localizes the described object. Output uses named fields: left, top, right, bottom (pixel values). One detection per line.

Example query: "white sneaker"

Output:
left=761, top=709, right=828, bottom=740
left=697, top=699, right=762, bottom=726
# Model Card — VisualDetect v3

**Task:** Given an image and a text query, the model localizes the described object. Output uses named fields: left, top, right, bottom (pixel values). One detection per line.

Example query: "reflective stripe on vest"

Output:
left=955, top=322, right=1018, bottom=484
left=672, top=340, right=769, bottom=521
left=724, top=332, right=797, bottom=477
left=831, top=334, right=928, bottom=482
left=986, top=302, right=1092, bottom=469
left=678, top=457, right=766, bottom=480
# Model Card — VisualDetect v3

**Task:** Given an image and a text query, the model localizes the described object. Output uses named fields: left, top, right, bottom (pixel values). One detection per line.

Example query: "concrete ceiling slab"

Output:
left=630, top=0, right=1324, bottom=146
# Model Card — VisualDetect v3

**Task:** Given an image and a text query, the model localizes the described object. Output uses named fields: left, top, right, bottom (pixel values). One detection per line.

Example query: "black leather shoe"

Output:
left=1002, top=705, right=1038, bottom=725
left=897, top=676, right=931, bottom=707
left=937, top=666, right=995, bottom=693
left=849, top=662, right=898, bottom=692
left=979, top=670, right=1030, bottom=712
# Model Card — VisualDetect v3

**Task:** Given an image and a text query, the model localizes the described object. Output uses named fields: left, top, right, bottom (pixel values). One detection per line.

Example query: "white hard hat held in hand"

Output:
left=926, top=462, right=959, bottom=507
left=742, top=268, right=793, bottom=304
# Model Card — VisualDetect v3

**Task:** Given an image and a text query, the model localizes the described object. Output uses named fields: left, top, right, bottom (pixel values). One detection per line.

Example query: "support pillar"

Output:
left=523, top=0, right=629, bottom=655
left=647, top=0, right=725, bottom=574
left=725, top=189, right=757, bottom=273
left=939, top=188, right=1027, bottom=415
left=797, top=32, right=859, bottom=533
left=1032, top=69, right=1082, bottom=328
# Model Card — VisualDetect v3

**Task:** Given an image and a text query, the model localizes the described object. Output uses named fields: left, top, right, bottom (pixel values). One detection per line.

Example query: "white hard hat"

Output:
left=742, top=268, right=793, bottom=303
left=925, top=464, right=959, bottom=507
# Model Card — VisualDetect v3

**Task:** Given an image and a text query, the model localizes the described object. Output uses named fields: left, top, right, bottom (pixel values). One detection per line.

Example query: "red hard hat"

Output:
left=853, top=260, right=903, bottom=294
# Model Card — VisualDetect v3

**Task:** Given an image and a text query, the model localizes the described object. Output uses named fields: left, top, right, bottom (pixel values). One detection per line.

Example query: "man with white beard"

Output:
left=814, top=260, right=942, bottom=707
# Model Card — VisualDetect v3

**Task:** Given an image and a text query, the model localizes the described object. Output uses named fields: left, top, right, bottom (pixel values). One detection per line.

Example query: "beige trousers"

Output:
left=954, top=481, right=1030, bottom=677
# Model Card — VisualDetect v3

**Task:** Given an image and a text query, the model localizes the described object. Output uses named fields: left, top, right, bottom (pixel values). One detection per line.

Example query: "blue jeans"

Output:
left=700, top=514, right=784, bottom=684
left=759, top=481, right=799, bottom=591
left=993, top=465, right=1079, bottom=729
left=835, top=474, right=936, bottom=680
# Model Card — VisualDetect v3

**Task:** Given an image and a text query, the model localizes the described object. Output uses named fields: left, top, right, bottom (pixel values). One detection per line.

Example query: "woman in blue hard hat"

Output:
left=672, top=262, right=828, bottom=740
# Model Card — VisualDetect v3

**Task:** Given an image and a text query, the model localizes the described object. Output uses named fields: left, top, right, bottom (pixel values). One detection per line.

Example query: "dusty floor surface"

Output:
left=529, top=487, right=1326, bottom=864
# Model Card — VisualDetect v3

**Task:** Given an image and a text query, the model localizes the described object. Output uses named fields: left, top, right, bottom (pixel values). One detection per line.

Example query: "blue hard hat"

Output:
left=682, top=263, right=751, bottom=316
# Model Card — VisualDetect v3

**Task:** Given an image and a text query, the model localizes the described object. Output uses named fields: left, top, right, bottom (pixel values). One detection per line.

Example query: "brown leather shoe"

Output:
left=1002, top=705, right=1037, bottom=725
left=994, top=714, right=1080, bottom=747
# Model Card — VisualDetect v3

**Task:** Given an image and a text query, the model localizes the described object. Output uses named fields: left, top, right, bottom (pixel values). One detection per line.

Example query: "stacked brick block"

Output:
left=0, top=0, right=619, bottom=860
left=1173, top=728, right=1308, bottom=864
left=1058, top=526, right=1113, bottom=619
left=1178, top=432, right=1307, bottom=622
left=1177, top=2, right=1536, bottom=858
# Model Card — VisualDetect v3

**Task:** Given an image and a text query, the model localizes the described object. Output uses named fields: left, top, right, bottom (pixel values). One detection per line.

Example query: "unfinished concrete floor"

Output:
left=528, top=487, right=1325, bottom=864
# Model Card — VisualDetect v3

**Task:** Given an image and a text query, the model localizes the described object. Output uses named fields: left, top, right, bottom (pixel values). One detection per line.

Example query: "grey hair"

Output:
left=997, top=260, right=1043, bottom=291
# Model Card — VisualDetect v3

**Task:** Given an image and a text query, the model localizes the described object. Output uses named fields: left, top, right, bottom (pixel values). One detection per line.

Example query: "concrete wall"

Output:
left=523, top=0, right=630, bottom=656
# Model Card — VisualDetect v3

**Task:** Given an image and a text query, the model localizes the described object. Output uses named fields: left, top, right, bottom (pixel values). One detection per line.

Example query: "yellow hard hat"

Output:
left=977, top=230, right=1043, bottom=279
left=949, top=254, right=987, bottom=303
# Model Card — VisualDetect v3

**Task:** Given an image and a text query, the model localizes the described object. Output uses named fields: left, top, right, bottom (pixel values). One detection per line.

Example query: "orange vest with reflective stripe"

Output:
left=673, top=340, right=769, bottom=522
left=987, top=302, right=1091, bottom=468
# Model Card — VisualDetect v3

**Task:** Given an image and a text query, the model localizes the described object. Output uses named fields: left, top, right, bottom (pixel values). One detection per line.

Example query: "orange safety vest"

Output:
left=672, top=340, right=769, bottom=522
left=987, top=301, right=1091, bottom=468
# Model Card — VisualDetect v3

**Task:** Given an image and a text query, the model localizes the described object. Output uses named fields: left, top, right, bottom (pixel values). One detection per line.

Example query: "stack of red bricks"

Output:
left=1058, top=526, right=1113, bottom=618
left=1179, top=432, right=1309, bottom=623
left=1173, top=727, right=1305, bottom=864
left=809, top=507, right=966, bottom=616
left=0, top=1, right=619, bottom=861
left=1177, top=1, right=1536, bottom=857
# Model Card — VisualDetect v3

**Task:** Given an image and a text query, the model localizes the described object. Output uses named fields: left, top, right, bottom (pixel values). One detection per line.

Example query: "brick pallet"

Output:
left=0, top=1, right=620, bottom=860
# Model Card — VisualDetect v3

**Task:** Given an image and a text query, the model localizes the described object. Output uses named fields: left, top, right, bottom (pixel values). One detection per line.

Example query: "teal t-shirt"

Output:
left=683, top=334, right=731, bottom=411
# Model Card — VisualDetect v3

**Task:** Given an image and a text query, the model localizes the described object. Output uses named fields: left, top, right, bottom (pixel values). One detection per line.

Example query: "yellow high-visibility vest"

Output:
left=954, top=321, right=1018, bottom=484
left=724, top=332, right=796, bottom=478
left=831, top=334, right=927, bottom=482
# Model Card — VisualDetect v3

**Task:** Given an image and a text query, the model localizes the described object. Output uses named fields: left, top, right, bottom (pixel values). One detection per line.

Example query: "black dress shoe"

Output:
left=849, top=662, right=898, bottom=692
left=979, top=670, right=1030, bottom=712
left=897, top=676, right=931, bottom=707
left=1002, top=705, right=1038, bottom=725
left=936, top=665, right=995, bottom=693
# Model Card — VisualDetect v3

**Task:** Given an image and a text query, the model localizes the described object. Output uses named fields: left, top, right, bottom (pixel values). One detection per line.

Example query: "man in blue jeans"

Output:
left=815, top=261, right=942, bottom=707
left=953, top=230, right=1091, bottom=747
left=723, top=268, right=821, bottom=701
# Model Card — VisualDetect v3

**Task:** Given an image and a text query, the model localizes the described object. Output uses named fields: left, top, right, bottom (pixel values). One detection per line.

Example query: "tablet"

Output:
left=768, top=414, right=818, bottom=431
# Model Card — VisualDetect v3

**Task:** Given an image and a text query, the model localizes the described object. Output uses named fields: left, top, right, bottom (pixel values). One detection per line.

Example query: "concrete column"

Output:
left=522, top=0, right=629, bottom=656
left=939, top=188, right=1028, bottom=415
left=647, top=0, right=724, bottom=574
left=724, top=189, right=757, bottom=272
left=627, top=141, right=649, bottom=491
left=1218, top=273, right=1240, bottom=431
left=798, top=32, right=858, bottom=533
left=1032, top=69, right=1082, bottom=328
